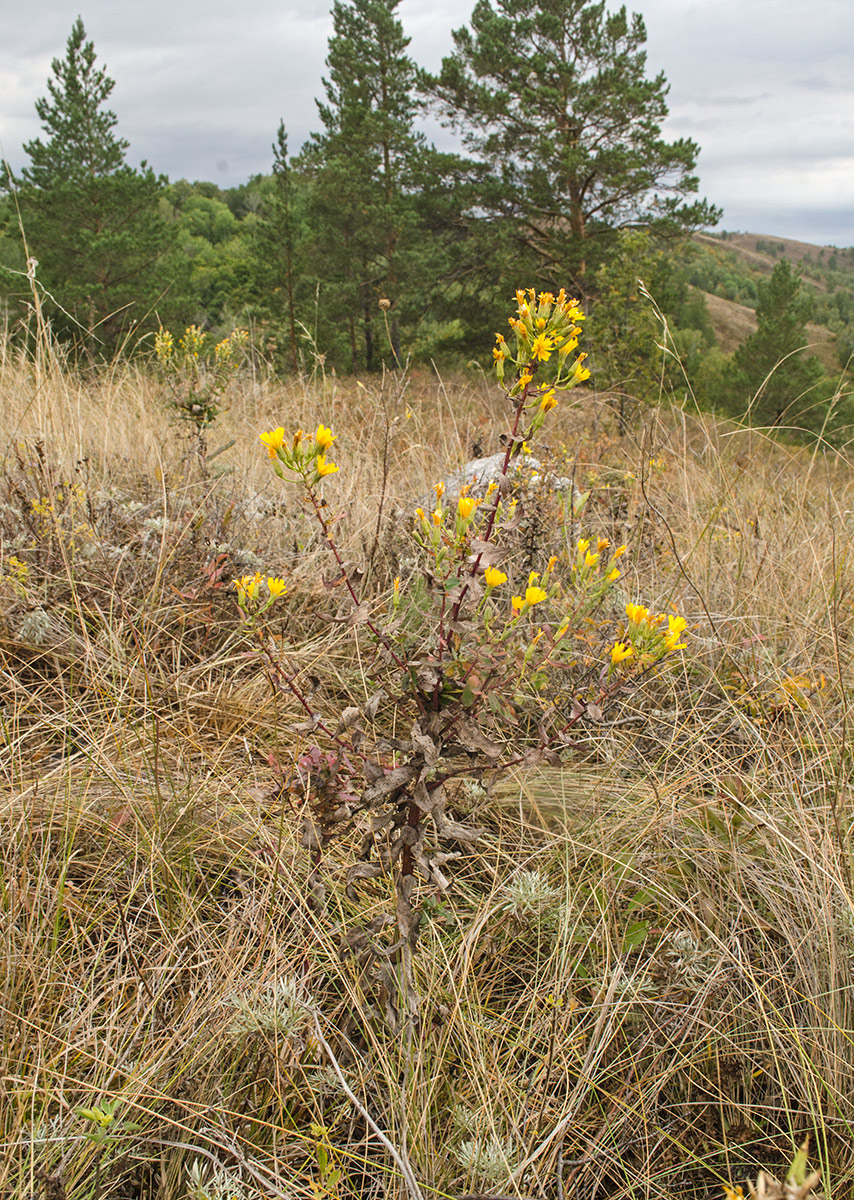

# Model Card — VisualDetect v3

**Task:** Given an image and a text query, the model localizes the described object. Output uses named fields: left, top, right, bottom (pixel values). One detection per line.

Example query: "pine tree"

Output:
left=426, top=0, right=720, bottom=295
left=252, top=123, right=303, bottom=371
left=12, top=18, right=170, bottom=351
left=303, top=0, right=426, bottom=370
left=733, top=260, right=826, bottom=430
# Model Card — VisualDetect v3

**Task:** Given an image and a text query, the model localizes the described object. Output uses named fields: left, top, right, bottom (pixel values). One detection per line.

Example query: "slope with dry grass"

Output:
left=1, top=341, right=853, bottom=1200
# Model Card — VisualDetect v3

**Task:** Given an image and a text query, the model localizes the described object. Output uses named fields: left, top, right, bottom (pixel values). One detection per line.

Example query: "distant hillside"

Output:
left=686, top=231, right=854, bottom=371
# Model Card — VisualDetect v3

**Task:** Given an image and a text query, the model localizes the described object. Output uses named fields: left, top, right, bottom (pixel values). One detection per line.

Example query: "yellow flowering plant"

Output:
left=155, top=324, right=249, bottom=442
left=246, top=288, right=689, bottom=1020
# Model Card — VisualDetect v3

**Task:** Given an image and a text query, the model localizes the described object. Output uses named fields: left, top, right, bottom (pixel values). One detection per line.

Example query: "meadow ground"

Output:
left=1, top=339, right=853, bottom=1199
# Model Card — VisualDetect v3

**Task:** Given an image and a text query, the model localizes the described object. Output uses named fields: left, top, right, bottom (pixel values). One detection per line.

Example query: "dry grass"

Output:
left=1, top=338, right=853, bottom=1199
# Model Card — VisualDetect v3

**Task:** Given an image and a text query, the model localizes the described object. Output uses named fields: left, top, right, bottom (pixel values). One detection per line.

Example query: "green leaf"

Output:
left=621, top=920, right=649, bottom=951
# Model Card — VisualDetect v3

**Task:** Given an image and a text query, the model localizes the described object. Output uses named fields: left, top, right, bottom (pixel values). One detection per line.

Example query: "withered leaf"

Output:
left=416, top=663, right=441, bottom=693
left=455, top=718, right=502, bottom=759
left=290, top=715, right=321, bottom=734
left=412, top=776, right=444, bottom=815
left=586, top=702, right=603, bottom=722
left=467, top=540, right=506, bottom=570
left=375, top=735, right=411, bottom=754
left=363, top=759, right=385, bottom=784
left=337, top=706, right=362, bottom=731
left=363, top=689, right=387, bottom=721
left=433, top=809, right=483, bottom=843
left=361, top=761, right=420, bottom=806
left=345, top=861, right=385, bottom=899
left=410, top=722, right=440, bottom=767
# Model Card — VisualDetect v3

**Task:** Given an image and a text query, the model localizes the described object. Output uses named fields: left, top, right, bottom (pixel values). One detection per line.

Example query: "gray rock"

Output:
left=441, top=452, right=570, bottom=498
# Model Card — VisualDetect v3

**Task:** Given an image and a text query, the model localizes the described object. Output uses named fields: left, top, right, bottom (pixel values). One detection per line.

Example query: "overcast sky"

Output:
left=2, top=0, right=852, bottom=246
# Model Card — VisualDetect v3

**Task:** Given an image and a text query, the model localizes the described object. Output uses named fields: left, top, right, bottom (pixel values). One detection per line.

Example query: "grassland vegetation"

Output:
left=0, top=273, right=852, bottom=1198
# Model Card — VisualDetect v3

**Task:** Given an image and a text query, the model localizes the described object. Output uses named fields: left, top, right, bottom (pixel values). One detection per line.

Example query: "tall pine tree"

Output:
left=427, top=0, right=719, bottom=296
left=252, top=123, right=304, bottom=371
left=303, top=0, right=426, bottom=370
left=12, top=18, right=170, bottom=352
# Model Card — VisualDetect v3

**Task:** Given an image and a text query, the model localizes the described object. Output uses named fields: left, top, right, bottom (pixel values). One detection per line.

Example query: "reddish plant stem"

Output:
left=446, top=388, right=530, bottom=635
left=259, top=639, right=357, bottom=755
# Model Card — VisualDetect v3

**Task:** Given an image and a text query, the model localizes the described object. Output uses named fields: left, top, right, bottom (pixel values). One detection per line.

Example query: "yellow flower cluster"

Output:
left=610, top=603, right=688, bottom=673
left=233, top=572, right=287, bottom=612
left=494, top=288, right=591, bottom=416
left=571, top=537, right=626, bottom=590
left=214, top=328, right=248, bottom=361
left=413, top=484, right=485, bottom=546
left=511, top=570, right=553, bottom=615
left=154, top=327, right=174, bottom=362
left=259, top=423, right=339, bottom=485
left=179, top=324, right=206, bottom=360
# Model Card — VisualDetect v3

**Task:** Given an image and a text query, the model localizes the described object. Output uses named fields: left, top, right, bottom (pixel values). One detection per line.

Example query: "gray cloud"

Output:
left=1, top=0, right=853, bottom=244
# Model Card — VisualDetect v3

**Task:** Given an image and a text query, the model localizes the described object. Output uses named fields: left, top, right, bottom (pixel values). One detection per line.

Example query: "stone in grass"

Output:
left=438, top=451, right=571, bottom=503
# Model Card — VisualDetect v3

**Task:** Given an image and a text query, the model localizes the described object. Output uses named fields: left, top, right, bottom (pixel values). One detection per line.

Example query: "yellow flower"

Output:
left=267, top=577, right=287, bottom=597
left=493, top=346, right=506, bottom=362
left=259, top=427, right=286, bottom=458
left=539, top=389, right=557, bottom=412
left=525, top=586, right=548, bottom=606
left=414, top=507, right=426, bottom=521
left=234, top=573, right=262, bottom=601
left=486, top=480, right=498, bottom=497
left=667, top=614, right=688, bottom=638
left=611, top=641, right=634, bottom=666
left=625, top=602, right=649, bottom=625
left=664, top=634, right=688, bottom=652
left=530, top=332, right=555, bottom=362
left=546, top=556, right=558, bottom=572
left=607, top=567, right=621, bottom=582
left=511, top=595, right=524, bottom=613
left=315, top=455, right=339, bottom=478
left=484, top=567, right=508, bottom=588
left=518, top=372, right=533, bottom=390
left=577, top=538, right=590, bottom=554
left=596, top=537, right=610, bottom=552
left=612, top=544, right=627, bottom=559
left=458, top=495, right=478, bottom=520
left=315, top=423, right=336, bottom=451
left=572, top=353, right=591, bottom=382
left=528, top=571, right=540, bottom=586
left=435, top=481, right=445, bottom=501
left=584, top=551, right=599, bottom=568
left=495, top=332, right=505, bottom=344
left=432, top=509, right=442, bottom=526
